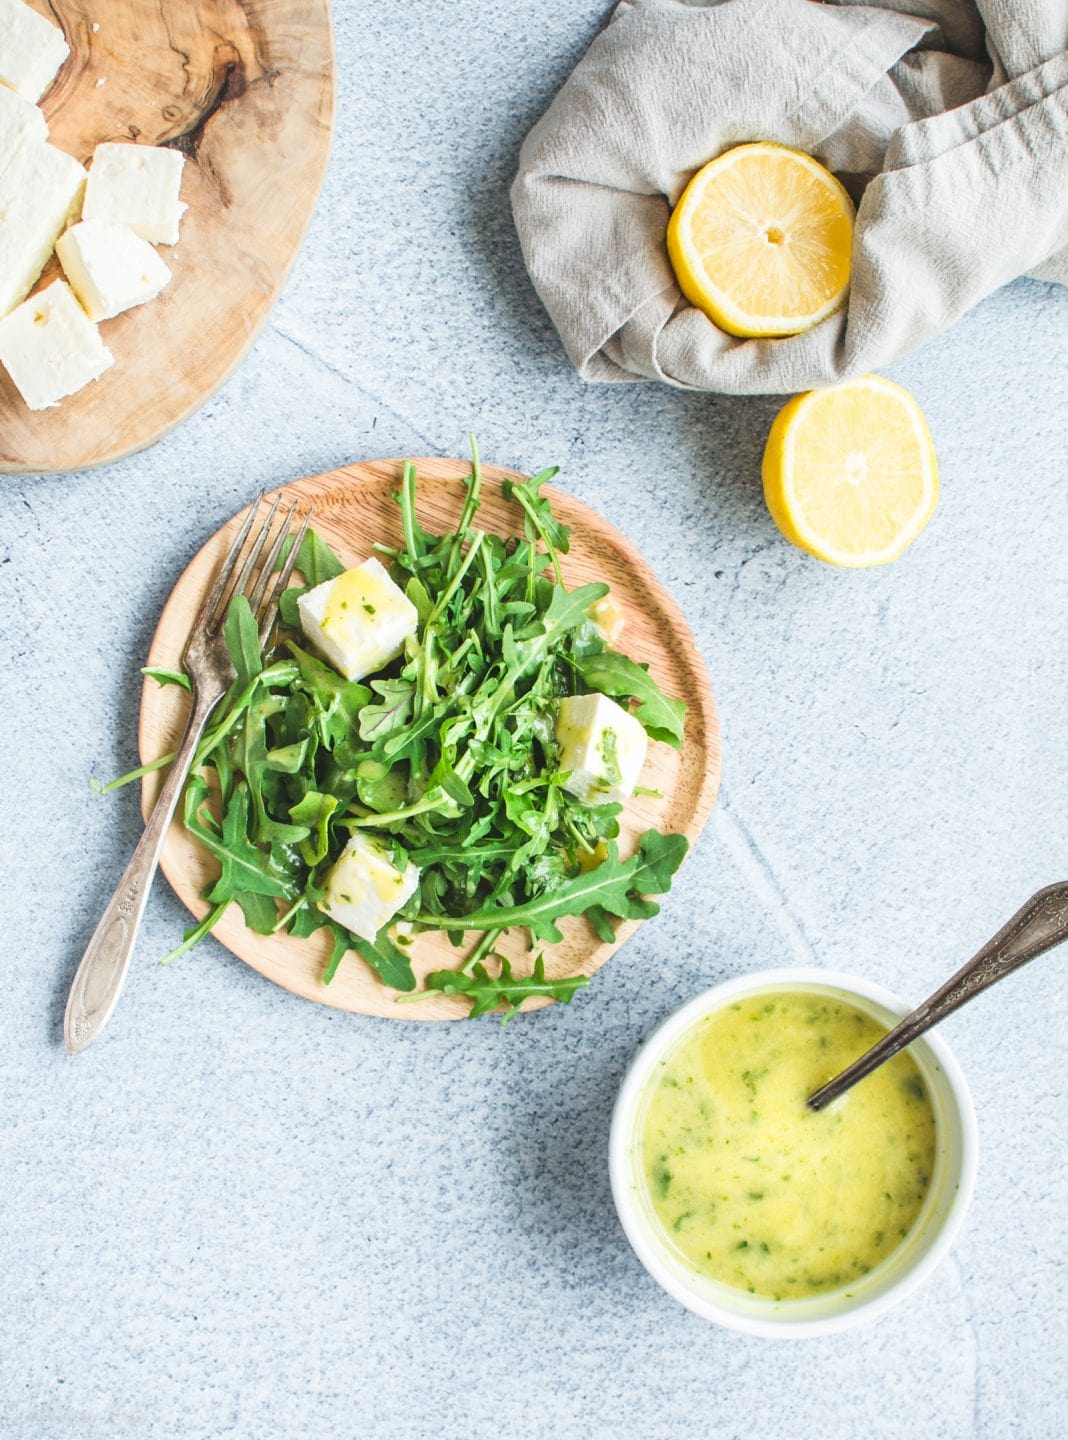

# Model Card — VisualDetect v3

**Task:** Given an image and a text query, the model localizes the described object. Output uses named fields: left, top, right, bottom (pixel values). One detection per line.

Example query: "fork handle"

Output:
left=64, top=688, right=220, bottom=1055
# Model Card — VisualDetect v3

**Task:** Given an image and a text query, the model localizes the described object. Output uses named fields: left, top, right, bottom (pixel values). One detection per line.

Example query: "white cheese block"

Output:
left=318, top=833, right=420, bottom=942
left=0, top=0, right=69, bottom=102
left=56, top=219, right=172, bottom=322
left=588, top=593, right=626, bottom=645
left=0, top=83, right=47, bottom=167
left=297, top=558, right=420, bottom=682
left=0, top=279, right=113, bottom=410
left=555, top=692, right=648, bottom=806
left=82, top=142, right=187, bottom=245
left=0, top=140, right=86, bottom=316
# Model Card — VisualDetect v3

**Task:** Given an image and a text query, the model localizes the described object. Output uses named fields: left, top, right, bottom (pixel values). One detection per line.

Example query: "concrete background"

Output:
left=1, top=3, right=1065, bottom=1437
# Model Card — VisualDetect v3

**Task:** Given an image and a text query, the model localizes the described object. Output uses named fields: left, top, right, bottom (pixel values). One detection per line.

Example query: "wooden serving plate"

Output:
left=0, top=1, right=334, bottom=474
left=140, top=458, right=721, bottom=1020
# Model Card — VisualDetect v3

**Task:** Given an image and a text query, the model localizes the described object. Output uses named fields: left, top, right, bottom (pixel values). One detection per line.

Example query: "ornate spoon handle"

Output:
left=808, top=882, right=1068, bottom=1111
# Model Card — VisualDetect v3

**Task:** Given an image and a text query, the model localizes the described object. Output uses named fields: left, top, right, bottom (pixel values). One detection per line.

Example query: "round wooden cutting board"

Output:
left=140, top=458, right=721, bottom=1020
left=0, top=1, right=334, bottom=474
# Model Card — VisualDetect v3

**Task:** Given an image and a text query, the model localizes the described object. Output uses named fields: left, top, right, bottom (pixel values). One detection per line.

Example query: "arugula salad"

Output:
left=110, top=448, right=689, bottom=1019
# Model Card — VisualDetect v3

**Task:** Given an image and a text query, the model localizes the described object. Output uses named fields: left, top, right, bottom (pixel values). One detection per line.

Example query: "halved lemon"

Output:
left=762, top=375, right=939, bottom=567
left=667, top=143, right=854, bottom=338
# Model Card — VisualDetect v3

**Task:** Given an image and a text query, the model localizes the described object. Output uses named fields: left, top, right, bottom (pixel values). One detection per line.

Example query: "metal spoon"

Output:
left=807, top=882, right=1068, bottom=1111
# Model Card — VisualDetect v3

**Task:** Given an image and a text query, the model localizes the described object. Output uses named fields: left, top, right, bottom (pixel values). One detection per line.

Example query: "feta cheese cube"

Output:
left=0, top=139, right=86, bottom=316
left=555, top=692, right=648, bottom=806
left=318, top=833, right=420, bottom=943
left=0, top=0, right=69, bottom=102
left=0, top=279, right=113, bottom=410
left=0, top=84, right=47, bottom=164
left=56, top=219, right=171, bottom=322
left=297, top=557, right=419, bottom=682
left=589, top=593, right=626, bottom=645
left=81, top=142, right=187, bottom=245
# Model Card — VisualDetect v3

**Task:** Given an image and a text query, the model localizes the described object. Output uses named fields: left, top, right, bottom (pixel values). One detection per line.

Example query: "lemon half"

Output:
left=667, top=143, right=855, bottom=338
left=762, top=375, right=939, bottom=567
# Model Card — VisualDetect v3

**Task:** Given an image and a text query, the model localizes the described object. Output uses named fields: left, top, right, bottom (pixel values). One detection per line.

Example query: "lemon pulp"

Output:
left=762, top=374, right=939, bottom=566
left=667, top=142, right=855, bottom=338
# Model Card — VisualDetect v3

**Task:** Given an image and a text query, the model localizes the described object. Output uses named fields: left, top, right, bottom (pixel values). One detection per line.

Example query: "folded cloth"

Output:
left=511, top=0, right=1068, bottom=394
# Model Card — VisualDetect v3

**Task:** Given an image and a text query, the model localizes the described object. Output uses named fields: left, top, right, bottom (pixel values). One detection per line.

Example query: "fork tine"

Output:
left=258, top=506, right=314, bottom=648
left=213, top=492, right=283, bottom=635
left=248, top=501, right=295, bottom=616
left=193, top=493, right=263, bottom=635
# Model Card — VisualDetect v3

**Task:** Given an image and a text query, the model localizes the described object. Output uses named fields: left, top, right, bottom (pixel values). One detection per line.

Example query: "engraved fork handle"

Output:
left=808, top=882, right=1068, bottom=1110
left=63, top=687, right=221, bottom=1054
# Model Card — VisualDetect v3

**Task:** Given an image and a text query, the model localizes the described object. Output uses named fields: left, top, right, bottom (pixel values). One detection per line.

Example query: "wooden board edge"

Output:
left=0, top=6, right=338, bottom=476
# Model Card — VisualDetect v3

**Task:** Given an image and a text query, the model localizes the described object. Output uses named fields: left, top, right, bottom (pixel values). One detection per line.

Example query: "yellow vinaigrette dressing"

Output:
left=640, top=992, right=936, bottom=1300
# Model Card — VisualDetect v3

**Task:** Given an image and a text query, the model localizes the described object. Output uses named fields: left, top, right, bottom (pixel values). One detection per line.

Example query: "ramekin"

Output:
left=609, top=967, right=978, bottom=1338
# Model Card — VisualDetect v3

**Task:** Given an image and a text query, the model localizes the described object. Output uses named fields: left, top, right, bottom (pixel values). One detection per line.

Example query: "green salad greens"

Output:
left=106, top=447, right=689, bottom=1020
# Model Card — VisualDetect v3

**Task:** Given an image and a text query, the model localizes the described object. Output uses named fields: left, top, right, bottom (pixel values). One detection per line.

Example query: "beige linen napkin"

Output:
left=511, top=0, right=1068, bottom=393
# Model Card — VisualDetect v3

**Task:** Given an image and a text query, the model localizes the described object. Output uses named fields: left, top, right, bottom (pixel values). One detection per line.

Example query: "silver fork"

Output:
left=64, top=495, right=313, bottom=1055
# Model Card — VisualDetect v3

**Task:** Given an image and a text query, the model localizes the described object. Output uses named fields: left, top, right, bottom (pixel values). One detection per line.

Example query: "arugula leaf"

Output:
left=288, top=790, right=338, bottom=866
left=407, top=838, right=518, bottom=868
left=264, top=739, right=309, bottom=774
left=289, top=899, right=329, bottom=940
left=420, top=954, right=587, bottom=1021
left=585, top=832, right=689, bottom=942
left=516, top=581, right=608, bottom=673
left=160, top=900, right=230, bottom=965
left=142, top=665, right=192, bottom=692
left=287, top=641, right=370, bottom=752
left=279, top=587, right=303, bottom=629
left=502, top=468, right=568, bottom=584
left=628, top=829, right=690, bottom=892
left=398, top=459, right=430, bottom=561
left=358, top=677, right=415, bottom=742
left=322, top=920, right=353, bottom=985
left=184, top=781, right=297, bottom=905
left=239, top=695, right=311, bottom=846
left=470, top=580, right=608, bottom=737
left=351, top=932, right=417, bottom=992
left=223, top=593, right=263, bottom=691
left=419, top=830, right=688, bottom=944
left=355, top=761, right=408, bottom=814
left=234, top=890, right=281, bottom=934
left=379, top=704, right=444, bottom=762
left=586, top=906, right=617, bottom=944
left=405, top=574, right=434, bottom=623
left=298, top=529, right=346, bottom=587
left=574, top=651, right=687, bottom=748
left=277, top=530, right=347, bottom=626
left=274, top=527, right=347, bottom=588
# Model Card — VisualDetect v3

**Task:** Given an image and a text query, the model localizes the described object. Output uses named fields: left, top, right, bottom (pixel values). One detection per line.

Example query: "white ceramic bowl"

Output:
left=609, top=967, right=978, bottom=1338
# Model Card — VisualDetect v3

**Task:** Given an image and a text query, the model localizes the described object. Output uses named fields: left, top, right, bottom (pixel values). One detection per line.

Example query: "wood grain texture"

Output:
left=139, top=458, right=721, bottom=1020
left=0, top=0, right=334, bottom=473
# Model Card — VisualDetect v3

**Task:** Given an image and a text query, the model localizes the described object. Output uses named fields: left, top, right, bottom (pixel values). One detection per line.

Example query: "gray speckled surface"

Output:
left=2, top=3, right=1067, bottom=1438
